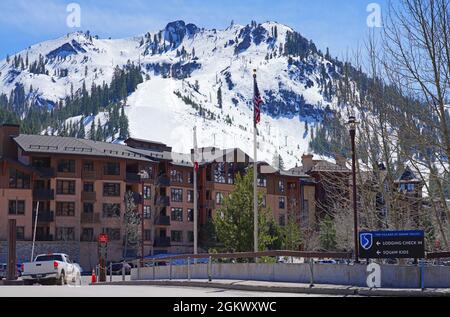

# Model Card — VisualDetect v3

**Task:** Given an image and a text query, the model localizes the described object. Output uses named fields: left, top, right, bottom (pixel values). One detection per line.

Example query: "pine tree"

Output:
left=89, top=119, right=96, bottom=140
left=119, top=106, right=130, bottom=140
left=217, top=86, right=223, bottom=109
left=78, top=119, right=85, bottom=139
left=95, top=119, right=103, bottom=141
left=319, top=215, right=337, bottom=251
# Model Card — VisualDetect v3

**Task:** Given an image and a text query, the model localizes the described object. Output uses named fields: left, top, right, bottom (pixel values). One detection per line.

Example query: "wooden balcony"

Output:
left=81, top=213, right=101, bottom=224
left=32, top=211, right=55, bottom=223
left=82, top=170, right=97, bottom=180
left=153, top=237, right=171, bottom=247
left=154, top=215, right=171, bottom=226
left=33, top=189, right=55, bottom=201
left=81, top=191, right=97, bottom=202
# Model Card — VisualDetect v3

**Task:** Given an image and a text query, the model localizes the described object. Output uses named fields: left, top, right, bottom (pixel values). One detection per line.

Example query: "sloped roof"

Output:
left=14, top=134, right=153, bottom=162
left=311, top=160, right=350, bottom=173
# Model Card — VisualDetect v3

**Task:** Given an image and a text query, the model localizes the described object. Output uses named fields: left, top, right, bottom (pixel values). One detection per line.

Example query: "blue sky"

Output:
left=0, top=0, right=388, bottom=60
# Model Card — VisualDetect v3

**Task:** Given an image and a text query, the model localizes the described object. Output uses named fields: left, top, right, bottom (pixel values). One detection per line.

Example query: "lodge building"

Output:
left=0, top=124, right=316, bottom=270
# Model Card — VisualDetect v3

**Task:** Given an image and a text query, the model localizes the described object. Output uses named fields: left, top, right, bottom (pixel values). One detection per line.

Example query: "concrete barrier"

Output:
left=131, top=263, right=450, bottom=289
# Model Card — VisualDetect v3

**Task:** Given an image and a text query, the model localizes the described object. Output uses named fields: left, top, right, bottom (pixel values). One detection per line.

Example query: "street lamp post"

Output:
left=348, top=116, right=359, bottom=263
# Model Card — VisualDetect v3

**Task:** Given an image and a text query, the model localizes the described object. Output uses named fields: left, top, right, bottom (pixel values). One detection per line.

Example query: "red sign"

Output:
left=98, top=234, right=109, bottom=243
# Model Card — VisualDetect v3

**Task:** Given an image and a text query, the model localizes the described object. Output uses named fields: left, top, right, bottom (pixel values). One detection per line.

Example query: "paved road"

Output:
left=0, top=284, right=332, bottom=297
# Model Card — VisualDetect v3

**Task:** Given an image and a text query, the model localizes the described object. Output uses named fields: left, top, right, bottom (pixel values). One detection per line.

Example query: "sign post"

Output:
left=359, top=230, right=425, bottom=259
left=7, top=220, right=17, bottom=281
left=97, top=233, right=109, bottom=282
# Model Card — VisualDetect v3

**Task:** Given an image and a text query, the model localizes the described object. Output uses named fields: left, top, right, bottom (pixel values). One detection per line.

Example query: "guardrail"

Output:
left=426, top=252, right=450, bottom=259
left=131, top=251, right=353, bottom=284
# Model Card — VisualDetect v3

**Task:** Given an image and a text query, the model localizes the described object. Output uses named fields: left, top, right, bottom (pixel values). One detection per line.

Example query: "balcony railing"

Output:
left=33, top=189, right=55, bottom=201
left=82, top=170, right=97, bottom=180
left=35, top=234, right=54, bottom=242
left=126, top=172, right=141, bottom=183
left=81, top=212, right=101, bottom=224
left=156, top=175, right=170, bottom=187
left=155, top=196, right=171, bottom=207
left=32, top=211, right=54, bottom=223
left=153, top=237, right=171, bottom=247
left=124, top=192, right=143, bottom=205
left=154, top=215, right=171, bottom=226
left=81, top=191, right=97, bottom=202
left=35, top=167, right=55, bottom=178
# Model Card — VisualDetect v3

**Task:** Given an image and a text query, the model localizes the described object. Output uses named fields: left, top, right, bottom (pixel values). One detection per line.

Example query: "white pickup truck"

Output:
left=22, top=253, right=81, bottom=286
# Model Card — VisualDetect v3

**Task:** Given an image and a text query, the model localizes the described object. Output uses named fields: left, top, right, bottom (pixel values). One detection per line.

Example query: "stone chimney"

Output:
left=302, top=154, right=314, bottom=172
left=335, top=155, right=347, bottom=168
left=0, top=124, right=20, bottom=159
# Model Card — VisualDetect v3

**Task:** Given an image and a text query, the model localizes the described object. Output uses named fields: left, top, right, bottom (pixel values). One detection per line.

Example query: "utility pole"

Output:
left=31, top=201, right=40, bottom=262
left=193, top=127, right=199, bottom=257
left=348, top=116, right=359, bottom=263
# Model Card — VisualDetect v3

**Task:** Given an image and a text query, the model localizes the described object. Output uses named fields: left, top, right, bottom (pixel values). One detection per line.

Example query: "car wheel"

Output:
left=58, top=272, right=65, bottom=286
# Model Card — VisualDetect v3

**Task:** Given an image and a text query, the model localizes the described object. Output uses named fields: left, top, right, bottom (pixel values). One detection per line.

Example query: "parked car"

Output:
left=315, top=260, right=337, bottom=265
left=22, top=253, right=81, bottom=285
left=107, top=262, right=132, bottom=275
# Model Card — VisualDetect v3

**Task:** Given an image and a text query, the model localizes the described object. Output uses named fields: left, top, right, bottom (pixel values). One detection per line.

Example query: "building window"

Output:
left=83, top=203, right=94, bottom=214
left=56, top=227, right=76, bottom=241
left=102, top=204, right=121, bottom=218
left=104, top=162, right=120, bottom=176
left=278, top=180, right=285, bottom=193
left=83, top=182, right=94, bottom=192
left=16, top=227, right=25, bottom=241
left=187, top=172, right=194, bottom=184
left=143, top=186, right=152, bottom=200
left=144, top=230, right=152, bottom=241
left=187, top=190, right=194, bottom=203
left=187, top=231, right=194, bottom=243
left=103, top=183, right=121, bottom=197
left=170, top=169, right=183, bottom=183
left=144, top=206, right=152, bottom=219
left=9, top=169, right=31, bottom=189
left=187, top=209, right=194, bottom=222
left=214, top=163, right=226, bottom=183
left=56, top=180, right=76, bottom=195
left=56, top=202, right=75, bottom=217
left=171, top=188, right=183, bottom=203
left=171, top=208, right=183, bottom=222
left=102, top=228, right=121, bottom=241
left=279, top=197, right=286, bottom=210
left=171, top=230, right=183, bottom=243
left=258, top=177, right=267, bottom=188
left=8, top=200, right=25, bottom=215
left=81, top=228, right=94, bottom=242
left=83, top=161, right=94, bottom=172
left=216, top=192, right=224, bottom=205
left=58, top=160, right=76, bottom=173
left=279, top=215, right=286, bottom=227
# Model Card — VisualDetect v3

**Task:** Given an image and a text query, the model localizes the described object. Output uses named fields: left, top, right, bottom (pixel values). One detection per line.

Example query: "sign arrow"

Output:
left=376, top=241, right=381, bottom=246
left=377, top=251, right=381, bottom=256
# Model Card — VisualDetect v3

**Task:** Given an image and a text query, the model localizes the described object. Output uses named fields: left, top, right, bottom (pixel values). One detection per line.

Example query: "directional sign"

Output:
left=359, top=230, right=425, bottom=259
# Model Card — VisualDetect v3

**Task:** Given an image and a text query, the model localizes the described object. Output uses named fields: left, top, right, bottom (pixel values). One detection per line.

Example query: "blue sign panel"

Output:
left=359, top=230, right=425, bottom=259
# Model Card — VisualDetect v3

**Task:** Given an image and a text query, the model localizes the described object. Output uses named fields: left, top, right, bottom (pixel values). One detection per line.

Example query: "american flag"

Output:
left=253, top=73, right=263, bottom=126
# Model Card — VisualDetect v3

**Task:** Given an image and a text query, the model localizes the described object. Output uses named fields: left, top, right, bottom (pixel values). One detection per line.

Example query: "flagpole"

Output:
left=193, top=126, right=198, bottom=258
left=253, top=70, right=259, bottom=255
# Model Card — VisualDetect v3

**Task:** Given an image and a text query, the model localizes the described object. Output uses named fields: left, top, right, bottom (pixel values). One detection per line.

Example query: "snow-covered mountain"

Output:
left=0, top=20, right=346, bottom=168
